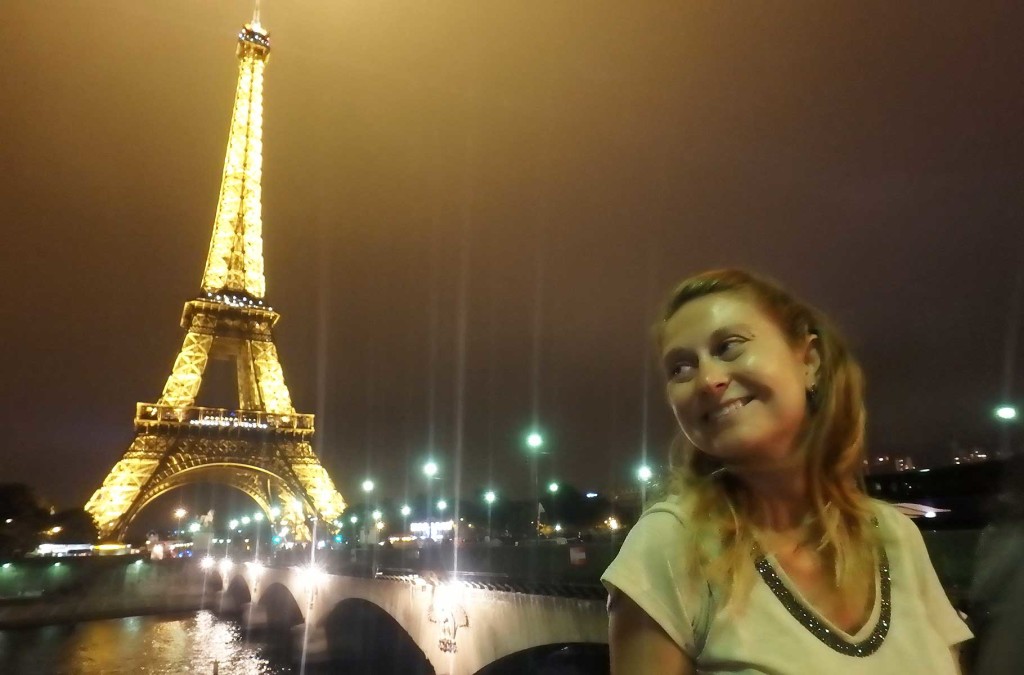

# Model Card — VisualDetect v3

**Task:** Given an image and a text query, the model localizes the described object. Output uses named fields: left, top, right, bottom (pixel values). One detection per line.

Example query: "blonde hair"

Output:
left=658, top=269, right=877, bottom=607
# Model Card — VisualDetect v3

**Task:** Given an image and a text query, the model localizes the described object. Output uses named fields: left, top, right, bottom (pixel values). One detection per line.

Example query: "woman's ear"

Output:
left=803, top=332, right=822, bottom=388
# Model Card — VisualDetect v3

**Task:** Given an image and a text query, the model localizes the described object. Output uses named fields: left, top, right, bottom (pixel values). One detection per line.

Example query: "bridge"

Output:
left=216, top=543, right=612, bottom=674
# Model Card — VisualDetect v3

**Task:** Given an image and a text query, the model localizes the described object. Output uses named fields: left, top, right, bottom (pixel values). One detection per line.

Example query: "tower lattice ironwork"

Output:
left=85, top=14, right=345, bottom=542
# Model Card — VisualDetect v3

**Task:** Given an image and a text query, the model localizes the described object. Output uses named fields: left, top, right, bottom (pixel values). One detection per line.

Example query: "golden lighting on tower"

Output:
left=85, top=16, right=346, bottom=542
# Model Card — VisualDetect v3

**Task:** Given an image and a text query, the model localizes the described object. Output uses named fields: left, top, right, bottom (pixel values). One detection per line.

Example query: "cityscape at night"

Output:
left=2, top=2, right=1023, bottom=673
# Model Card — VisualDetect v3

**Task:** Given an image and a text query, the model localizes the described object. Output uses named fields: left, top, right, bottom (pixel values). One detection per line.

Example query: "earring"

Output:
left=806, top=383, right=819, bottom=412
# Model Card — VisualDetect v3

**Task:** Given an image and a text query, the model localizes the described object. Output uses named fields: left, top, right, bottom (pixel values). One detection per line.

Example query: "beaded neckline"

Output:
left=754, top=545, right=891, bottom=657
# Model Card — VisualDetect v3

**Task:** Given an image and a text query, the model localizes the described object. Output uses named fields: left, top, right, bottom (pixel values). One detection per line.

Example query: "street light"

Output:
left=423, top=460, right=439, bottom=523
left=174, top=508, right=186, bottom=535
left=188, top=522, right=200, bottom=534
left=371, top=509, right=382, bottom=521
left=484, top=491, right=496, bottom=541
left=525, top=431, right=545, bottom=541
left=436, top=500, right=447, bottom=512
left=995, top=405, right=1018, bottom=421
left=637, top=464, right=653, bottom=510
left=548, top=482, right=559, bottom=494
left=362, top=479, right=375, bottom=493
left=269, top=506, right=281, bottom=519
left=350, top=515, right=358, bottom=524
left=228, top=519, right=239, bottom=530
left=400, top=504, right=411, bottom=517
left=241, top=516, right=251, bottom=525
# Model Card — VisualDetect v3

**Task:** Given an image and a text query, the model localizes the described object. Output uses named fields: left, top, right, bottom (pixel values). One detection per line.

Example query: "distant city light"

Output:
left=362, top=479, right=375, bottom=493
left=484, top=490, right=496, bottom=504
left=173, top=508, right=187, bottom=520
left=436, top=500, right=448, bottom=512
left=269, top=506, right=281, bottom=518
left=200, top=556, right=215, bottom=570
left=400, top=505, right=412, bottom=517
left=253, top=512, right=264, bottom=522
left=527, top=432, right=544, bottom=449
left=423, top=461, right=439, bottom=478
left=371, top=510, right=382, bottom=521
left=995, top=405, right=1017, bottom=421
left=637, top=465, right=653, bottom=482
left=554, top=524, right=562, bottom=532
left=585, top=492, right=598, bottom=499
left=229, top=519, right=239, bottom=529
left=241, top=516, right=251, bottom=525
left=548, top=482, right=559, bottom=493
left=188, top=522, right=200, bottom=533
left=607, top=517, right=620, bottom=531
left=350, top=515, right=359, bottom=524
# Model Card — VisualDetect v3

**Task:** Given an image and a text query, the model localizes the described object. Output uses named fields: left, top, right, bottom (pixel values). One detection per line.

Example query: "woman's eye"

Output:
left=718, top=337, right=746, bottom=357
left=668, top=362, right=696, bottom=380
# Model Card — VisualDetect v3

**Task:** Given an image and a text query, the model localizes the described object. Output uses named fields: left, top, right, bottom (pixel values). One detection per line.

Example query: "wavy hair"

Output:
left=657, top=269, right=877, bottom=608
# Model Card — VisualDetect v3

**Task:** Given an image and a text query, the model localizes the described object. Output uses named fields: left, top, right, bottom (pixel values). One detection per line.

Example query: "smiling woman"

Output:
left=602, top=269, right=972, bottom=675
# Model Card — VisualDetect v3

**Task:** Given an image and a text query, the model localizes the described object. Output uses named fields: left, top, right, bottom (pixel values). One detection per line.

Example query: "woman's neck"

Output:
left=730, top=462, right=811, bottom=532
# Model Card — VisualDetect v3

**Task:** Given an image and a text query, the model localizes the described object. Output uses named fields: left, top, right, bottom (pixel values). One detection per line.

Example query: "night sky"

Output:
left=2, top=2, right=1022, bottom=510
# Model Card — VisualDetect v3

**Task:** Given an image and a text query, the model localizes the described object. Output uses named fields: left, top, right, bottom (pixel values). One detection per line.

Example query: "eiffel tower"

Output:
left=85, top=11, right=345, bottom=542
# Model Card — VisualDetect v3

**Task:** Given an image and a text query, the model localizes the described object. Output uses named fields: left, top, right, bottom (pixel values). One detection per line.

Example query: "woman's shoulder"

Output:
left=607, top=495, right=702, bottom=568
left=868, top=499, right=921, bottom=537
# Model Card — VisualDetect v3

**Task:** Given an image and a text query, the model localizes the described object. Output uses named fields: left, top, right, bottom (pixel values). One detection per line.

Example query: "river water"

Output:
left=0, top=611, right=296, bottom=675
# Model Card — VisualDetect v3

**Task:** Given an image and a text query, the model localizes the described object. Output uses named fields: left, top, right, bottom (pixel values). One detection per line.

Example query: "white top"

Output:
left=602, top=498, right=972, bottom=674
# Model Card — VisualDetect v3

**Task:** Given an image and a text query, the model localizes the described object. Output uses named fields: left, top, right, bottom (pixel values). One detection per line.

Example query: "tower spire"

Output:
left=201, top=16, right=271, bottom=299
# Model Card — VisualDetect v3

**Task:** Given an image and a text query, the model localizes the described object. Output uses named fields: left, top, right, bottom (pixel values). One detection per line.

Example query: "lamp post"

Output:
left=423, top=460, right=438, bottom=526
left=637, top=464, right=653, bottom=511
left=173, top=508, right=186, bottom=536
left=526, top=431, right=544, bottom=540
left=484, top=490, right=496, bottom=541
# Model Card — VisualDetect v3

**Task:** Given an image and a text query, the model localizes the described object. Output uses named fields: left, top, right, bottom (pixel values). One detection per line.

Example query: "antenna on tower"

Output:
left=253, top=0, right=262, bottom=25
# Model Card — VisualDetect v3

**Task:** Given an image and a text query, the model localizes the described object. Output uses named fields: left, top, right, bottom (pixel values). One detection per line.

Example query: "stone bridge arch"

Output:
left=474, top=643, right=609, bottom=675
left=318, top=598, right=434, bottom=673
left=221, top=572, right=252, bottom=614
left=258, top=581, right=304, bottom=631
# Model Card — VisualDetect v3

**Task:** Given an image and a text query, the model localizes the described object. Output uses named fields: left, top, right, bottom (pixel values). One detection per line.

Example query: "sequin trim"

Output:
left=754, top=545, right=891, bottom=657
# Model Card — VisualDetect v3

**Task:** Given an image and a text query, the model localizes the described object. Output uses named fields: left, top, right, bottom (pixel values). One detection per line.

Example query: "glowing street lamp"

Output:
left=362, top=479, right=375, bottom=493
left=995, top=405, right=1018, bottom=421
left=436, top=500, right=448, bottom=512
left=526, top=432, right=544, bottom=449
left=484, top=490, right=496, bottom=541
left=228, top=519, right=239, bottom=530
left=548, top=482, right=559, bottom=494
left=253, top=512, right=264, bottom=522
left=241, top=516, right=251, bottom=525
left=371, top=510, right=382, bottom=521
left=349, top=515, right=358, bottom=524
left=173, top=507, right=186, bottom=534
left=400, top=504, right=412, bottom=517
left=423, top=461, right=438, bottom=478
left=188, top=522, right=201, bottom=534
left=637, top=464, right=653, bottom=510
left=269, top=506, right=281, bottom=519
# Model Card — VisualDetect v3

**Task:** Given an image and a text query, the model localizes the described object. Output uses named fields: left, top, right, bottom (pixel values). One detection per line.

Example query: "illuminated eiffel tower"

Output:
left=85, top=11, right=345, bottom=542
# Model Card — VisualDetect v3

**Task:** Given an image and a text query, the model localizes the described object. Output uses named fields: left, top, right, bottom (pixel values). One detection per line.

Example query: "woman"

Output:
left=602, top=269, right=971, bottom=674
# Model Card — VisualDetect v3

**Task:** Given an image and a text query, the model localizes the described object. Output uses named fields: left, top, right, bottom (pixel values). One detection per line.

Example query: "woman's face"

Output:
left=660, top=292, right=818, bottom=467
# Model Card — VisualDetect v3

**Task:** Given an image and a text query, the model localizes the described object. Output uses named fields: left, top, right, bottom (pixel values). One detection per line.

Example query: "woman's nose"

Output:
left=697, top=361, right=729, bottom=394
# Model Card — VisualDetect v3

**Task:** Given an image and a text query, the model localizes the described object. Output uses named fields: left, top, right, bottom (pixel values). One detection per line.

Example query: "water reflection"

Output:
left=0, top=610, right=288, bottom=675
